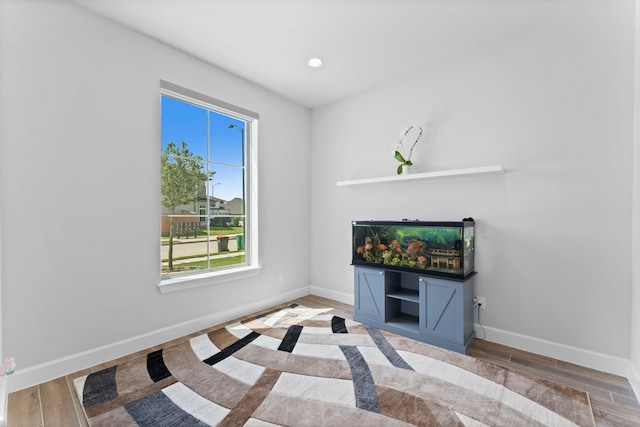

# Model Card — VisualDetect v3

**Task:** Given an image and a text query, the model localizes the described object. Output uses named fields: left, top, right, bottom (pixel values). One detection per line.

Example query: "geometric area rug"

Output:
left=74, top=304, right=596, bottom=426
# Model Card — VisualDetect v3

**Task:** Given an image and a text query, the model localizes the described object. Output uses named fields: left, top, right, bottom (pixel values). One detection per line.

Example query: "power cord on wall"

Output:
left=474, top=301, right=486, bottom=339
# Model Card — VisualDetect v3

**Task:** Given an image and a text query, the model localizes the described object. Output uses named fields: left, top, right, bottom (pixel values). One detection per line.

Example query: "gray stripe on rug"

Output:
left=339, top=345, right=380, bottom=413
left=125, top=390, right=209, bottom=427
left=365, top=325, right=414, bottom=371
left=82, top=365, right=118, bottom=407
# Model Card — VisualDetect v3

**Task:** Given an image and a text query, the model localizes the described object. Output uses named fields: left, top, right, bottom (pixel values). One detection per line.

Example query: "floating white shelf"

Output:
left=336, top=165, right=504, bottom=187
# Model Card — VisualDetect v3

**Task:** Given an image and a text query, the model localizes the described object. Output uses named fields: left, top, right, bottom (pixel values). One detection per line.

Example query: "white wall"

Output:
left=311, top=0, right=635, bottom=371
left=0, top=99, right=4, bottom=425
left=0, top=3, right=5, bottom=420
left=0, top=0, right=311, bottom=390
left=1, top=0, right=637, bottom=393
left=630, top=0, right=640, bottom=395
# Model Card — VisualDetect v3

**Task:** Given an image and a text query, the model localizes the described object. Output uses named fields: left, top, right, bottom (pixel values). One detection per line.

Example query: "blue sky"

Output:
left=161, top=95, right=245, bottom=203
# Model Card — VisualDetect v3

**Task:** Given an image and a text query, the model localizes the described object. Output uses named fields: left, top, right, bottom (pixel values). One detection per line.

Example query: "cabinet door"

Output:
left=354, top=267, right=386, bottom=322
left=421, top=277, right=464, bottom=344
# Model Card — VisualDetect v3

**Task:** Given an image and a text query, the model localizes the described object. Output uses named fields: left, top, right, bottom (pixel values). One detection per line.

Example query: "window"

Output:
left=159, top=81, right=259, bottom=291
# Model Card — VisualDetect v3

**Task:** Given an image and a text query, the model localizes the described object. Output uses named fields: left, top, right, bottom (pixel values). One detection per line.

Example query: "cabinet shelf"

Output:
left=387, top=290, right=419, bottom=303
left=337, top=165, right=504, bottom=187
left=387, top=314, right=420, bottom=333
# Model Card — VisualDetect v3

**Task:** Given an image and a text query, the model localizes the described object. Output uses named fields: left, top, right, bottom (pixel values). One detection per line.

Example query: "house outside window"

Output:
left=159, top=81, right=260, bottom=291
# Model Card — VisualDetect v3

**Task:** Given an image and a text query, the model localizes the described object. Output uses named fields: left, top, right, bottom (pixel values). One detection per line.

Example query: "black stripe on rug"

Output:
left=339, top=345, right=380, bottom=413
left=125, top=390, right=209, bottom=427
left=204, top=331, right=260, bottom=365
left=278, top=324, right=303, bottom=352
left=331, top=316, right=348, bottom=333
left=365, top=325, right=414, bottom=371
left=147, top=349, right=172, bottom=382
left=82, top=365, right=118, bottom=407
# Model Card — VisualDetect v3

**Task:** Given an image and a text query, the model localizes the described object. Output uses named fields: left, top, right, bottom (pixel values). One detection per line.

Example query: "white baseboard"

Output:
left=7, top=286, right=311, bottom=393
left=474, top=323, right=637, bottom=381
left=628, top=361, right=640, bottom=402
left=309, top=286, right=353, bottom=305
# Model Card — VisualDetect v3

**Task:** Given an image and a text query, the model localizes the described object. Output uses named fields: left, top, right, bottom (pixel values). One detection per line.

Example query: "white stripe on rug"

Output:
left=298, top=326, right=333, bottom=335
left=227, top=322, right=254, bottom=338
left=215, top=356, right=265, bottom=385
left=292, top=342, right=347, bottom=360
left=162, top=382, right=230, bottom=425
left=288, top=307, right=333, bottom=320
left=261, top=310, right=288, bottom=326
left=72, top=376, right=87, bottom=406
left=297, top=333, right=376, bottom=347
left=189, top=334, right=220, bottom=361
left=243, top=417, right=282, bottom=427
left=251, top=334, right=283, bottom=350
left=271, top=372, right=356, bottom=407
left=357, top=345, right=398, bottom=368
left=301, top=314, right=334, bottom=321
left=456, top=411, right=492, bottom=427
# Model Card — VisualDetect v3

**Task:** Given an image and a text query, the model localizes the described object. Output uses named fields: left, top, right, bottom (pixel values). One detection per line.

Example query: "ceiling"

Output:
left=70, top=0, right=582, bottom=109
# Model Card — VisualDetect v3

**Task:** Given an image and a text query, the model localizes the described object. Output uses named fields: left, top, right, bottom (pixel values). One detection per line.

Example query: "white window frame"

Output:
left=158, top=80, right=261, bottom=293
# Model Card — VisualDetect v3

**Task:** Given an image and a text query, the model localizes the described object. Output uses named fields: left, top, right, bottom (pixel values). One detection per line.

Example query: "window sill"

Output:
left=158, top=265, right=262, bottom=294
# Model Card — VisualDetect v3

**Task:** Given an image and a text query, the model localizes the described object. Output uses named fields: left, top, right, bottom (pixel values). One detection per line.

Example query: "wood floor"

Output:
left=7, top=295, right=640, bottom=426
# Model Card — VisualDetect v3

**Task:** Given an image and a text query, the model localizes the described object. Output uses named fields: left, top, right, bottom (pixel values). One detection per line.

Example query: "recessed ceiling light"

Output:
left=307, top=57, right=323, bottom=68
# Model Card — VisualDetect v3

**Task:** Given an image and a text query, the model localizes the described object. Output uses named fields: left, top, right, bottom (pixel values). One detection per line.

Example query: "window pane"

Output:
left=161, top=95, right=208, bottom=160
left=208, top=218, right=246, bottom=268
left=207, top=163, right=245, bottom=216
left=161, top=156, right=207, bottom=214
left=161, top=214, right=205, bottom=276
left=211, top=115, right=244, bottom=166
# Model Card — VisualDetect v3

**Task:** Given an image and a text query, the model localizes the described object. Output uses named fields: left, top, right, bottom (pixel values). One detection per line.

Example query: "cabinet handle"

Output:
left=379, top=271, right=384, bottom=275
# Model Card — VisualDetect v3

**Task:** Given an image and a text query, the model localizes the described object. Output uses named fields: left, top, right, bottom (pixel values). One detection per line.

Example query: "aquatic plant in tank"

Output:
left=352, top=220, right=475, bottom=279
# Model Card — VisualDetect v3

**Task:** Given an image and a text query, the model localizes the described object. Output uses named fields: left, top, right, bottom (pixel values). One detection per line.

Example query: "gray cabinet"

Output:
left=353, top=266, right=475, bottom=354
left=419, top=276, right=475, bottom=352
left=354, top=267, right=398, bottom=322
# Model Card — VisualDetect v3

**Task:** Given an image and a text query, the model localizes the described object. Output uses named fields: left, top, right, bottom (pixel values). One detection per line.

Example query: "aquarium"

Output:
left=352, top=219, right=475, bottom=279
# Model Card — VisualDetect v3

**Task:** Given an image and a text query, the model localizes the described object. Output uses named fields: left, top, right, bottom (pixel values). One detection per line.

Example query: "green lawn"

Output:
left=161, top=255, right=246, bottom=273
left=161, top=250, right=243, bottom=263
left=208, top=226, right=243, bottom=235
